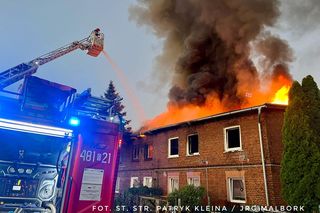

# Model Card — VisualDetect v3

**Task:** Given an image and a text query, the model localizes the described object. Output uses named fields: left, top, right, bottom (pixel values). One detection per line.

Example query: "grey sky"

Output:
left=0, top=1, right=319, bottom=129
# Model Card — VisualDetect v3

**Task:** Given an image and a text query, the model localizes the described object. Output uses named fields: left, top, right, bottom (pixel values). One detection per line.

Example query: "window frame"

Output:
left=115, top=177, right=120, bottom=193
left=143, top=177, right=153, bottom=188
left=224, top=125, right=242, bottom=152
left=186, top=133, right=200, bottom=156
left=144, top=144, right=154, bottom=160
left=130, top=177, right=139, bottom=188
left=228, top=177, right=246, bottom=203
left=132, top=145, right=140, bottom=161
left=168, top=176, right=179, bottom=193
left=187, top=176, right=200, bottom=187
left=168, top=137, right=179, bottom=158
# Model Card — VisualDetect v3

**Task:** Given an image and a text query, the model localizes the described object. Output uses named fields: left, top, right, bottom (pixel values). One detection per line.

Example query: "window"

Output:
left=130, top=177, right=139, bottom=188
left=144, top=144, right=154, bottom=160
left=132, top=145, right=139, bottom=160
left=224, top=126, right=242, bottom=151
left=228, top=178, right=246, bottom=203
left=119, top=152, right=123, bottom=164
left=168, top=176, right=179, bottom=193
left=143, top=177, right=153, bottom=188
left=115, top=177, right=120, bottom=193
left=187, top=177, right=200, bottom=187
left=187, top=134, right=199, bottom=155
left=168, top=137, right=179, bottom=157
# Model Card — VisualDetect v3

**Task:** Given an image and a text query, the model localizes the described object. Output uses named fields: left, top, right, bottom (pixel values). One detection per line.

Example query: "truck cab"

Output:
left=0, top=77, right=122, bottom=213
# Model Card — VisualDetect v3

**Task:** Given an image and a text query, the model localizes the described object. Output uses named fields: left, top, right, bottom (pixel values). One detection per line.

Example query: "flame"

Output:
left=271, top=86, right=290, bottom=105
left=142, top=74, right=292, bottom=131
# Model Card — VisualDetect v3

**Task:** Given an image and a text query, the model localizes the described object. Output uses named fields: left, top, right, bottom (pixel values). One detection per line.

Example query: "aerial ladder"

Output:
left=0, top=28, right=104, bottom=90
left=0, top=29, right=123, bottom=213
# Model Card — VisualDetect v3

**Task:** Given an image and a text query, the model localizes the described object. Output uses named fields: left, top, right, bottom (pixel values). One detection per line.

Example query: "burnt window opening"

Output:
left=132, top=145, right=139, bottom=161
left=169, top=138, right=179, bottom=157
left=225, top=126, right=241, bottom=150
left=187, top=134, right=199, bottom=155
left=144, top=144, right=154, bottom=160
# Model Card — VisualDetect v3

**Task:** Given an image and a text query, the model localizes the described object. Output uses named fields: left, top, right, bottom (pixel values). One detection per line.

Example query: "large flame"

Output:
left=142, top=74, right=291, bottom=131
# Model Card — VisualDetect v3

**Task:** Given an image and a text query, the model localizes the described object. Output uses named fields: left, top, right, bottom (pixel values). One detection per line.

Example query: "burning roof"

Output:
left=142, top=103, right=286, bottom=134
left=131, top=0, right=293, bottom=130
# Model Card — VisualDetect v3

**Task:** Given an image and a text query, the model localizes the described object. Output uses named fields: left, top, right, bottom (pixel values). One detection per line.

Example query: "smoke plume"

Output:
left=130, top=0, right=293, bottom=110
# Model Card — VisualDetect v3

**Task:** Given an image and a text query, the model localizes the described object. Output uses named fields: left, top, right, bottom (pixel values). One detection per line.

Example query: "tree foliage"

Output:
left=104, top=81, right=126, bottom=117
left=167, top=185, right=205, bottom=212
left=103, top=81, right=131, bottom=132
left=281, top=75, right=320, bottom=212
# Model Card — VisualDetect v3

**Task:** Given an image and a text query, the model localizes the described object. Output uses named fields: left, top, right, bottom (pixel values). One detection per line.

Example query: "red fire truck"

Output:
left=0, top=29, right=123, bottom=212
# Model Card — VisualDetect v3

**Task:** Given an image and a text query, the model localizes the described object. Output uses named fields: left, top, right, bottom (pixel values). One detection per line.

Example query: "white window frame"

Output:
left=187, top=176, right=200, bottom=187
left=168, top=176, right=179, bottom=193
left=115, top=177, right=120, bottom=193
left=143, top=177, right=153, bottom=188
left=186, top=134, right=200, bottom=156
left=130, top=177, right=139, bottom=188
left=224, top=125, right=242, bottom=152
left=228, top=177, right=246, bottom=203
left=168, top=137, right=179, bottom=158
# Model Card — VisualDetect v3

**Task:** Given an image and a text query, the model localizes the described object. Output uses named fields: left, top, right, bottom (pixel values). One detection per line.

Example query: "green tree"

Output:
left=167, top=185, right=205, bottom=212
left=103, top=81, right=131, bottom=132
left=281, top=75, right=320, bottom=212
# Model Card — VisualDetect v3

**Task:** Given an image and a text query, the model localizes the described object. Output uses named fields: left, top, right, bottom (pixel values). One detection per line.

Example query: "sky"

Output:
left=0, top=0, right=319, bottom=129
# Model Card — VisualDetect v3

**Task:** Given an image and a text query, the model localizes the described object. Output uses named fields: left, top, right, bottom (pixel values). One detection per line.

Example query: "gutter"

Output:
left=258, top=106, right=269, bottom=206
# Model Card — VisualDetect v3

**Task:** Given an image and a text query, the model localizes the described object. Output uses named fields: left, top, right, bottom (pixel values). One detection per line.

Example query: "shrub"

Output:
left=114, top=186, right=163, bottom=212
left=167, top=185, right=205, bottom=212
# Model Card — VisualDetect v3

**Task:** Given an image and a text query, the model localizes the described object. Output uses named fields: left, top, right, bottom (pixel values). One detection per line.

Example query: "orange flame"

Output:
left=271, top=86, right=290, bottom=105
left=142, top=74, right=292, bottom=131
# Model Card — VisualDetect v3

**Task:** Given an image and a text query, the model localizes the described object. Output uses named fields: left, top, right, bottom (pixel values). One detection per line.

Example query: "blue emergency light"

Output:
left=68, top=117, right=80, bottom=127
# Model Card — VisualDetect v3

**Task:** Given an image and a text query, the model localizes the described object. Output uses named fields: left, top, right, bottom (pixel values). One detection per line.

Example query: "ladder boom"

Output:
left=0, top=29, right=104, bottom=90
left=0, top=63, right=38, bottom=89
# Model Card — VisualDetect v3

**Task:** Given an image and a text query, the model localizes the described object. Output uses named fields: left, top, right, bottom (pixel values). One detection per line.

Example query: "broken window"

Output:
left=229, top=178, right=246, bottom=202
left=225, top=126, right=241, bottom=151
left=187, top=134, right=199, bottom=155
left=169, top=138, right=179, bottom=157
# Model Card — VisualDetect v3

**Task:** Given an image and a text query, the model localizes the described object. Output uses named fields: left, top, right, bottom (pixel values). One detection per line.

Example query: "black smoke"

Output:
left=130, top=0, right=293, bottom=108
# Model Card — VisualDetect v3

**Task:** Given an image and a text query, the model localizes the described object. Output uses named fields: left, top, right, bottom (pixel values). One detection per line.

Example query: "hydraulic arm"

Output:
left=0, top=28, right=104, bottom=90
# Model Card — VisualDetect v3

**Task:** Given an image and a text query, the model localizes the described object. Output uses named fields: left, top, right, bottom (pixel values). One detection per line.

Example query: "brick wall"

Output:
left=118, top=105, right=286, bottom=206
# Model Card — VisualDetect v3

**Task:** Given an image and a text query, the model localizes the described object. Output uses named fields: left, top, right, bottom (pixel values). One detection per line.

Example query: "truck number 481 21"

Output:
left=80, top=150, right=111, bottom=164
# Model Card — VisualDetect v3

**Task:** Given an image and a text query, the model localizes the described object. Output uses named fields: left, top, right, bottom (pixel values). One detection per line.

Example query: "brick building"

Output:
left=117, top=103, right=286, bottom=206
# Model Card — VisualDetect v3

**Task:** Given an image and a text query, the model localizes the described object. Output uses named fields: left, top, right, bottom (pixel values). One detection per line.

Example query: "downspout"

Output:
left=258, top=106, right=269, bottom=206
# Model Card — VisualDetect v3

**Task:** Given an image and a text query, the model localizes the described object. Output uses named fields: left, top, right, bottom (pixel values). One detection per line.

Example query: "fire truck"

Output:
left=0, top=29, right=123, bottom=212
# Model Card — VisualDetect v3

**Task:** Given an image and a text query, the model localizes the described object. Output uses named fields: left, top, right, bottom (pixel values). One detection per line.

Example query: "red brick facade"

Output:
left=117, top=104, right=286, bottom=206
